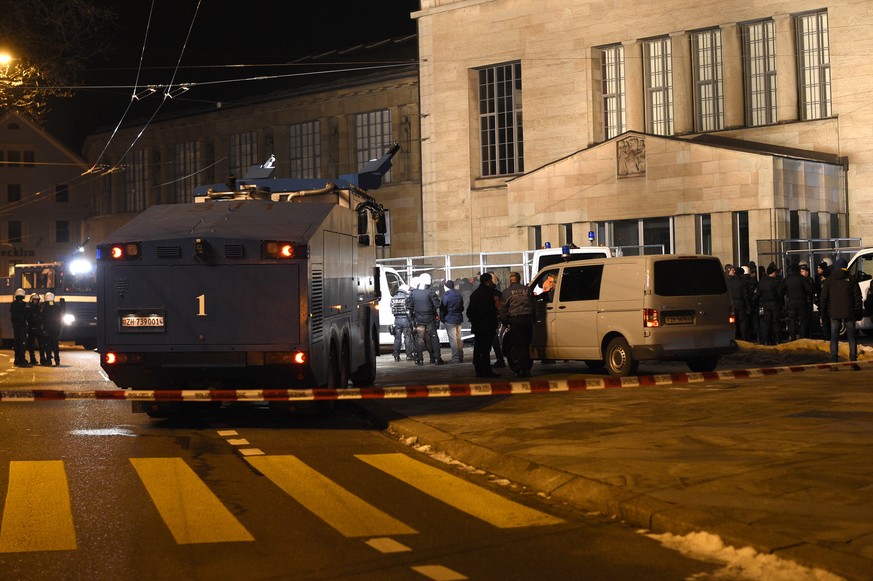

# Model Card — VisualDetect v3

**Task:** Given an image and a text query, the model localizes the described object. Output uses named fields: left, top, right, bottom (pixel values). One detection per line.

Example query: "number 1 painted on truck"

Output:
left=197, top=294, right=207, bottom=316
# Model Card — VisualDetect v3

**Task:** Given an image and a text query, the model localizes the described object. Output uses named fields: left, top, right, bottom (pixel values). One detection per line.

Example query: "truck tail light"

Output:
left=728, top=305, right=736, bottom=325
left=261, top=241, right=306, bottom=259
left=98, top=242, right=141, bottom=261
left=103, top=352, right=142, bottom=365
left=643, top=308, right=660, bottom=328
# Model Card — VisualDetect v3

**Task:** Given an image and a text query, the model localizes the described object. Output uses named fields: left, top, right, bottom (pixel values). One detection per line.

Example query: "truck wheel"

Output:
left=687, top=355, right=719, bottom=373
left=351, top=328, right=378, bottom=387
left=605, top=337, right=638, bottom=377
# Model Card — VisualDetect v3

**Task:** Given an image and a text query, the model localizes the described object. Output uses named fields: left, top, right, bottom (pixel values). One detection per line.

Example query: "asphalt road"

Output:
left=0, top=346, right=731, bottom=581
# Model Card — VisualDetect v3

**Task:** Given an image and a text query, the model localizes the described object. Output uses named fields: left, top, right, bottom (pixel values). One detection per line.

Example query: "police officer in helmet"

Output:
left=10, top=288, right=29, bottom=367
left=390, top=284, right=413, bottom=362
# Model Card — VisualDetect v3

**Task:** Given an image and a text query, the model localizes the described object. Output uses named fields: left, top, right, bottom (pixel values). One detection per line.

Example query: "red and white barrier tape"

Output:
left=2, top=360, right=869, bottom=403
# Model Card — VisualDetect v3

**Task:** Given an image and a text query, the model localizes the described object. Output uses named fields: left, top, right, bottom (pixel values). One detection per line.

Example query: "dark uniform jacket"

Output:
left=783, top=271, right=814, bottom=307
left=466, top=284, right=498, bottom=333
left=757, top=276, right=784, bottom=307
left=820, top=268, right=863, bottom=321
left=726, top=275, right=750, bottom=312
left=499, top=282, right=534, bottom=320
left=406, top=287, right=440, bottom=325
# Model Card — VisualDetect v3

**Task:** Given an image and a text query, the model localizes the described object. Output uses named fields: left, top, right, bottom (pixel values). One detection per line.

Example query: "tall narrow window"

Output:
left=174, top=141, right=201, bottom=203
left=289, top=121, right=321, bottom=179
left=696, top=214, right=712, bottom=255
left=528, top=225, right=542, bottom=250
left=7, top=183, right=21, bottom=203
left=479, top=62, right=524, bottom=176
left=796, top=10, right=831, bottom=120
left=355, top=110, right=392, bottom=183
left=692, top=29, right=724, bottom=132
left=125, top=150, right=148, bottom=212
left=600, top=45, right=626, bottom=139
left=55, top=221, right=70, bottom=244
left=732, top=211, right=750, bottom=266
left=8, top=220, right=22, bottom=243
left=643, top=38, right=674, bottom=136
left=229, top=131, right=258, bottom=178
left=742, top=20, right=777, bottom=126
left=559, top=223, right=574, bottom=247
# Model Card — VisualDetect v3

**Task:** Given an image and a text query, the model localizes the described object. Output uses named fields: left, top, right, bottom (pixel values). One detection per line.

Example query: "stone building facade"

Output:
left=412, top=0, right=872, bottom=267
left=0, top=112, right=90, bottom=276
left=80, top=37, right=423, bottom=259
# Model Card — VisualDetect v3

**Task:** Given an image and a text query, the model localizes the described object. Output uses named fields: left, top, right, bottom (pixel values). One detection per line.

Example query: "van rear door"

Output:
left=651, top=257, right=733, bottom=350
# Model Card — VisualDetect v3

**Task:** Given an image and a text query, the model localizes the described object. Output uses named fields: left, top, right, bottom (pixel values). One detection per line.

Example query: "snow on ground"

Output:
left=647, top=530, right=845, bottom=581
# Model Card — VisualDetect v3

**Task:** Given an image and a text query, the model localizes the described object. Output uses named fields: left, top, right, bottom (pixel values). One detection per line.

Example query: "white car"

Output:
left=846, top=248, right=873, bottom=335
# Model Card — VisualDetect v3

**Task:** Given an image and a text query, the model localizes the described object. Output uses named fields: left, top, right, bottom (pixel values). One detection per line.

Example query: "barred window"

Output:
left=229, top=131, right=258, bottom=178
left=174, top=141, right=200, bottom=203
left=796, top=10, right=831, bottom=120
left=601, top=45, right=626, bottom=139
left=643, top=38, right=674, bottom=136
left=478, top=62, right=524, bottom=176
left=692, top=29, right=724, bottom=132
left=355, top=110, right=392, bottom=182
left=289, top=121, right=321, bottom=179
left=742, top=20, right=777, bottom=126
left=125, top=150, right=148, bottom=212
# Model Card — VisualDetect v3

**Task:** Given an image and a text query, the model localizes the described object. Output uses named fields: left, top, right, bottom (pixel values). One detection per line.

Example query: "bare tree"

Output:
left=0, top=0, right=114, bottom=120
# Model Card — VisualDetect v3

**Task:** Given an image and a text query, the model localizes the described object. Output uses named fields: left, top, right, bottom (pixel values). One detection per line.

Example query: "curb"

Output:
left=356, top=389, right=873, bottom=581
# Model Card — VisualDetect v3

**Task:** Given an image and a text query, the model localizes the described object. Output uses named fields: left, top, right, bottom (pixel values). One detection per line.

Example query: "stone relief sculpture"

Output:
left=617, top=136, right=646, bottom=177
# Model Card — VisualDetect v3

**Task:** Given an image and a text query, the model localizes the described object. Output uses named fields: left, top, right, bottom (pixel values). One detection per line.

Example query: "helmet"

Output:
left=14, top=288, right=26, bottom=298
left=45, top=292, right=55, bottom=302
left=742, top=266, right=751, bottom=275
left=30, top=293, right=40, bottom=302
left=418, top=273, right=432, bottom=288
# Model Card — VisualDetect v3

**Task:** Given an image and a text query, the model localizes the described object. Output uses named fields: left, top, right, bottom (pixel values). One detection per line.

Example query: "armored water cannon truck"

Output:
left=96, top=144, right=398, bottom=415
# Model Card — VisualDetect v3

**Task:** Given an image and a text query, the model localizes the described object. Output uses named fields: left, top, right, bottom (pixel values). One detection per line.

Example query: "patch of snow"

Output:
left=647, top=530, right=844, bottom=581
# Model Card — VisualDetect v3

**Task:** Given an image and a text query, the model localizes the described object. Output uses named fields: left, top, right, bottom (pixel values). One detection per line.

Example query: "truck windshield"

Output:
left=654, top=259, right=727, bottom=296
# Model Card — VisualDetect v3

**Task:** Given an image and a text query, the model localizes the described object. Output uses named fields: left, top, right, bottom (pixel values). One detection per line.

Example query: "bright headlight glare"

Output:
left=63, top=313, right=76, bottom=325
left=69, top=258, right=93, bottom=275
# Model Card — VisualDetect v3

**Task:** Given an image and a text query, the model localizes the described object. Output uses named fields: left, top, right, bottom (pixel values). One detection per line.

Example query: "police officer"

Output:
left=783, top=263, right=814, bottom=341
left=390, top=284, right=413, bottom=362
left=41, top=292, right=63, bottom=366
left=10, top=288, right=30, bottom=367
left=500, top=271, right=535, bottom=377
left=25, top=293, right=47, bottom=365
left=406, top=273, right=443, bottom=365
left=725, top=265, right=751, bottom=340
left=466, top=273, right=500, bottom=378
left=757, top=263, right=785, bottom=345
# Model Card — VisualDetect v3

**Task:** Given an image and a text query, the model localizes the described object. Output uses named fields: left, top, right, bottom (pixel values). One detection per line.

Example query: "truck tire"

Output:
left=605, top=337, right=638, bottom=377
left=351, top=326, right=378, bottom=387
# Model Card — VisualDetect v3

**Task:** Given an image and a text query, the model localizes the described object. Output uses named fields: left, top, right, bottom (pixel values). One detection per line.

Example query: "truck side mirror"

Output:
left=375, top=212, right=390, bottom=247
left=358, top=211, right=370, bottom=246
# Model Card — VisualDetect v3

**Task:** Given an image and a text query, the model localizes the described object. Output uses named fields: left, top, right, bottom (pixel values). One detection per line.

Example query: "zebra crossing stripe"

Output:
left=130, top=457, right=254, bottom=544
left=0, top=461, right=77, bottom=552
left=246, top=455, right=417, bottom=538
left=356, top=453, right=564, bottom=528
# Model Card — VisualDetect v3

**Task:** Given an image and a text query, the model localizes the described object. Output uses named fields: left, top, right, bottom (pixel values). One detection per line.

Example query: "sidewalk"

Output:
left=360, top=341, right=873, bottom=580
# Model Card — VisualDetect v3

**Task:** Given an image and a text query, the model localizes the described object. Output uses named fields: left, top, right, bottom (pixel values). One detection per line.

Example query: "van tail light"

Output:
left=643, top=308, right=660, bottom=328
left=729, top=305, right=736, bottom=325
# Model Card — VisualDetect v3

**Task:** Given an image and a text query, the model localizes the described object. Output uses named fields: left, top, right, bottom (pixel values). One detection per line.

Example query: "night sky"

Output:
left=44, top=0, right=420, bottom=152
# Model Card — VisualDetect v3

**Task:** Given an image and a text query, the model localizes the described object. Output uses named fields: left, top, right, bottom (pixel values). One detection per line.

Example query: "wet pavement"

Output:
left=359, top=339, right=873, bottom=580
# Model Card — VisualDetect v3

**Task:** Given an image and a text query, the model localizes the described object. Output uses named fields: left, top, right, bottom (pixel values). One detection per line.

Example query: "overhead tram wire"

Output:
left=86, top=0, right=157, bottom=175
left=104, top=0, right=204, bottom=176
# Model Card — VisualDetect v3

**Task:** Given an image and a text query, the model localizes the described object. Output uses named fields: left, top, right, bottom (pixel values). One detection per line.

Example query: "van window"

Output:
left=559, top=265, right=604, bottom=302
left=654, top=259, right=727, bottom=296
left=538, top=251, right=608, bottom=271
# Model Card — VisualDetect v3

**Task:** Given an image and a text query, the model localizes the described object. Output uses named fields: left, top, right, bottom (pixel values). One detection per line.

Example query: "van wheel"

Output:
left=687, top=355, right=719, bottom=373
left=605, top=337, right=638, bottom=377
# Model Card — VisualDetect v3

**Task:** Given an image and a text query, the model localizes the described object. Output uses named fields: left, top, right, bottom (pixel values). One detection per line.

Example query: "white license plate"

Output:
left=121, top=315, right=165, bottom=328
left=664, top=315, right=694, bottom=325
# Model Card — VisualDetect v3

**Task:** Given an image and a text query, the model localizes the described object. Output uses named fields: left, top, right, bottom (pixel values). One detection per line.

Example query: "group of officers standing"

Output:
left=725, top=257, right=867, bottom=362
left=9, top=288, right=64, bottom=367
left=389, top=271, right=537, bottom=378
